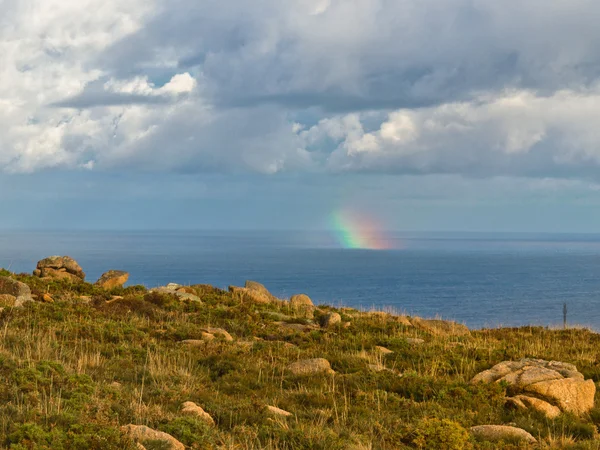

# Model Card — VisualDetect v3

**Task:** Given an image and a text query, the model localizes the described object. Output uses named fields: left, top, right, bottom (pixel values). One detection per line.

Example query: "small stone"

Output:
left=121, top=424, right=184, bottom=450
left=42, top=293, right=54, bottom=303
left=267, top=405, right=292, bottom=417
left=200, top=327, right=233, bottom=341
left=470, top=425, right=537, bottom=444
left=375, top=346, right=393, bottom=355
left=406, top=338, right=425, bottom=345
left=181, top=401, right=215, bottom=426
left=286, top=358, right=334, bottom=376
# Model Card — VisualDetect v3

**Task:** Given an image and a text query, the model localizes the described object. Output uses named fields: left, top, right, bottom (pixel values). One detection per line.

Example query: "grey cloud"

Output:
left=51, top=92, right=172, bottom=108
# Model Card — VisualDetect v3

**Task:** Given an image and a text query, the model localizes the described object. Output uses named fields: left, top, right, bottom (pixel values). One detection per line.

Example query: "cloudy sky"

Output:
left=3, top=0, right=600, bottom=231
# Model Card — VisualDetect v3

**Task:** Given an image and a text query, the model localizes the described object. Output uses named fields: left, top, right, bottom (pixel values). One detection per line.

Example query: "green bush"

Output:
left=411, top=418, right=473, bottom=450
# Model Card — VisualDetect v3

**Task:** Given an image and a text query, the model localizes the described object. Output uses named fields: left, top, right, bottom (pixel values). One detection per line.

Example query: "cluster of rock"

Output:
left=465, top=358, right=596, bottom=444
left=150, top=283, right=203, bottom=303
left=472, top=358, right=595, bottom=418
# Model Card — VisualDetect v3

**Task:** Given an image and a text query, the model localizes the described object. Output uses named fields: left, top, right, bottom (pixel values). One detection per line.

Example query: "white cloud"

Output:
left=4, top=0, right=600, bottom=181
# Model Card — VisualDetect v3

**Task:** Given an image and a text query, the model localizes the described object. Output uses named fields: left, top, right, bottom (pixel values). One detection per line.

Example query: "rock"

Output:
left=180, top=339, right=206, bottom=347
left=121, top=424, right=184, bottom=450
left=267, top=405, right=292, bottom=417
left=290, top=294, right=313, bottom=307
left=200, top=327, right=233, bottom=342
left=471, top=358, right=595, bottom=416
left=375, top=346, right=393, bottom=355
left=181, top=401, right=215, bottom=426
left=245, top=280, right=278, bottom=301
left=35, top=256, right=85, bottom=281
left=229, top=286, right=272, bottom=304
left=0, top=294, right=16, bottom=307
left=0, top=276, right=33, bottom=306
left=95, top=270, right=129, bottom=289
left=470, top=425, right=537, bottom=444
left=321, top=312, right=342, bottom=327
left=42, top=293, right=54, bottom=303
left=176, top=293, right=202, bottom=303
left=506, top=395, right=561, bottom=419
left=286, top=358, right=334, bottom=376
left=177, top=286, right=196, bottom=294
left=410, top=317, right=470, bottom=336
left=395, top=316, right=413, bottom=326
left=525, top=378, right=595, bottom=415
left=406, top=338, right=425, bottom=345
left=290, top=294, right=315, bottom=319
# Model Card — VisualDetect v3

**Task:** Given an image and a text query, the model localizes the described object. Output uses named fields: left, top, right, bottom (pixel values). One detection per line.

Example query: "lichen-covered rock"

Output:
left=35, top=256, right=85, bottom=281
left=95, top=270, right=129, bottom=289
left=286, top=358, right=334, bottom=376
left=472, top=358, right=595, bottom=416
left=181, top=401, right=215, bottom=426
left=410, top=317, right=470, bottom=336
left=121, top=424, right=184, bottom=450
left=470, top=425, right=537, bottom=444
left=0, top=276, right=33, bottom=306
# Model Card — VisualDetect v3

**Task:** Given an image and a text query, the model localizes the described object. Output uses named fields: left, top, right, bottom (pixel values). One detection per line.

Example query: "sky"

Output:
left=3, top=0, right=600, bottom=232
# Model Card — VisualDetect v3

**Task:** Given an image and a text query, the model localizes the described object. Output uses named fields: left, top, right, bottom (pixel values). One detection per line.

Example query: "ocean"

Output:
left=2, top=230, right=600, bottom=330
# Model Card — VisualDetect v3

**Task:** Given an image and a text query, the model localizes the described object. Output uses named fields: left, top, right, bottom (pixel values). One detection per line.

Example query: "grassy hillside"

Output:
left=0, top=269, right=599, bottom=449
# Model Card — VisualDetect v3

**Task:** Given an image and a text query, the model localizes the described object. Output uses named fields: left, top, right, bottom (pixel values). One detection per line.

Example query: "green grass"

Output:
left=0, top=272, right=598, bottom=448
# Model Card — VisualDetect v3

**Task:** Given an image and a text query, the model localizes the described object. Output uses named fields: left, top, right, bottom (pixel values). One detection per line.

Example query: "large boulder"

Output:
left=121, top=425, right=184, bottom=450
left=229, top=286, right=272, bottom=304
left=290, top=294, right=315, bottom=319
left=286, top=358, right=334, bottom=376
left=245, top=280, right=278, bottom=301
left=410, top=317, right=470, bottom=336
left=0, top=276, right=33, bottom=306
left=470, top=425, right=537, bottom=444
left=95, top=270, right=129, bottom=289
left=34, top=256, right=85, bottom=282
left=472, top=358, right=595, bottom=417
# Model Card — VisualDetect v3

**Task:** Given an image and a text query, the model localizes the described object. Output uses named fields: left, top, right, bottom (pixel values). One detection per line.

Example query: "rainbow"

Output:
left=331, top=210, right=392, bottom=250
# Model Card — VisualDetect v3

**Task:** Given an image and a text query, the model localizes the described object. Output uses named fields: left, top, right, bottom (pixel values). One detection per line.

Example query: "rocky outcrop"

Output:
left=290, top=294, right=315, bottom=319
left=95, top=270, right=129, bottom=289
left=34, top=256, right=85, bottom=282
left=0, top=276, right=33, bottom=306
left=470, top=425, right=537, bottom=444
left=181, top=401, right=215, bottom=426
left=286, top=358, right=334, bottom=376
left=228, top=281, right=278, bottom=304
left=121, top=425, right=184, bottom=450
left=472, top=358, right=595, bottom=417
left=410, top=317, right=470, bottom=336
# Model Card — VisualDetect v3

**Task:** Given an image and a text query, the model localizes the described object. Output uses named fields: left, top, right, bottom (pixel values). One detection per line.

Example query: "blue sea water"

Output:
left=2, top=230, right=600, bottom=330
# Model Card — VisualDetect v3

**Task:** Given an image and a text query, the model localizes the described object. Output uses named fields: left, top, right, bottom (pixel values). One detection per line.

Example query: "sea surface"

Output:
left=2, top=230, right=600, bottom=330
